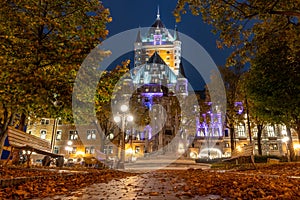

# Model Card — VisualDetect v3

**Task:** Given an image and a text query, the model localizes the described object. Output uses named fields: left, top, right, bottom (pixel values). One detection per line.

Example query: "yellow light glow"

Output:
left=76, top=151, right=85, bottom=156
left=125, top=148, right=133, bottom=154
left=236, top=146, right=242, bottom=152
left=178, top=143, right=185, bottom=154
left=189, top=152, right=197, bottom=159
left=294, top=144, right=300, bottom=149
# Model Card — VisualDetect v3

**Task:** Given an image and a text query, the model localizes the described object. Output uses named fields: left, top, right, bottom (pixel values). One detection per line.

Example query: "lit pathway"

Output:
left=37, top=171, right=222, bottom=200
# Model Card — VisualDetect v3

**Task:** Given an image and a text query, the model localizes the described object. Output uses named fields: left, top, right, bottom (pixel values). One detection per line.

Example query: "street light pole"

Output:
left=282, top=136, right=290, bottom=162
left=114, top=104, right=133, bottom=169
left=120, top=113, right=126, bottom=169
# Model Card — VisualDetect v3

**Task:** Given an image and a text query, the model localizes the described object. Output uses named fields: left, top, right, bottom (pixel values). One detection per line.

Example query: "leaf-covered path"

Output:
left=1, top=163, right=300, bottom=199
left=35, top=166, right=300, bottom=200
left=36, top=171, right=222, bottom=200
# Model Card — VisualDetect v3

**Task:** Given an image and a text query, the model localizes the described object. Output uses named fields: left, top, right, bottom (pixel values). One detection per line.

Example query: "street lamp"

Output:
left=282, top=136, right=290, bottom=162
left=114, top=104, right=133, bottom=169
left=65, top=141, right=73, bottom=155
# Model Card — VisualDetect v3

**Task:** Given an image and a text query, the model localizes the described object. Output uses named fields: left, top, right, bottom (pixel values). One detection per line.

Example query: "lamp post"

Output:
left=65, top=141, right=73, bottom=157
left=114, top=104, right=133, bottom=169
left=282, top=136, right=290, bottom=162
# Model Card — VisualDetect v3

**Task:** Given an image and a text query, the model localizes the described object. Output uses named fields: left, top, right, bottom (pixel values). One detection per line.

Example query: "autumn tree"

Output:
left=245, top=41, right=300, bottom=161
left=94, top=61, right=130, bottom=149
left=207, top=66, right=246, bottom=151
left=174, top=0, right=300, bottom=66
left=0, top=0, right=111, bottom=155
left=175, top=1, right=300, bottom=155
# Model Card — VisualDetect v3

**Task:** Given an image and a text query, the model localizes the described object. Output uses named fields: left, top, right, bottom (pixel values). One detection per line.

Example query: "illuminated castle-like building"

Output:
left=24, top=9, right=298, bottom=164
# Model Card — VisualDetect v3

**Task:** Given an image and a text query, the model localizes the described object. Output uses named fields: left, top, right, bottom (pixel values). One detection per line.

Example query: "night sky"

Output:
left=102, top=0, right=232, bottom=90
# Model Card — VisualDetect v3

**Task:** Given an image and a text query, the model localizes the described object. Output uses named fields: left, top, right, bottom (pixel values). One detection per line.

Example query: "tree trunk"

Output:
left=230, top=125, right=235, bottom=151
left=17, top=113, right=26, bottom=131
left=257, top=124, right=263, bottom=156
left=245, top=96, right=252, bottom=143
left=297, top=126, right=300, bottom=144
left=0, top=132, right=7, bottom=159
left=0, top=112, right=15, bottom=158
left=286, top=126, right=295, bottom=161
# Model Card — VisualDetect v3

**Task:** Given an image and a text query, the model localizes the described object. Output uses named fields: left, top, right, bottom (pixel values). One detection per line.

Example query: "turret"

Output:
left=173, top=26, right=181, bottom=75
left=134, top=28, right=144, bottom=68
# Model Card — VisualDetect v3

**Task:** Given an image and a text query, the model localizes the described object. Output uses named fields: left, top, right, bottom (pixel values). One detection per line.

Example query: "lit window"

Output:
left=237, top=124, right=246, bottom=137
left=69, top=130, right=78, bottom=140
left=54, top=147, right=59, bottom=154
left=104, top=145, right=113, bottom=154
left=179, top=85, right=185, bottom=92
left=197, top=128, right=205, bottom=137
left=40, top=130, right=46, bottom=139
left=267, top=126, right=275, bottom=137
left=41, top=118, right=50, bottom=125
left=252, top=126, right=258, bottom=137
left=135, top=146, right=140, bottom=153
left=56, top=130, right=62, bottom=140
left=269, top=143, right=278, bottom=150
left=107, top=133, right=114, bottom=140
left=281, top=126, right=287, bottom=136
left=85, top=146, right=95, bottom=154
left=87, top=129, right=96, bottom=140
left=72, top=147, right=77, bottom=154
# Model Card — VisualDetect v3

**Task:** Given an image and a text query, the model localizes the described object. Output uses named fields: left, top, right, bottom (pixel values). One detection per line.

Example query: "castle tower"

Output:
left=133, top=7, right=182, bottom=75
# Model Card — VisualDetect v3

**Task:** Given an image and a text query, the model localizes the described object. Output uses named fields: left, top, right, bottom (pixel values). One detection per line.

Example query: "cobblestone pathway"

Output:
left=37, top=171, right=222, bottom=200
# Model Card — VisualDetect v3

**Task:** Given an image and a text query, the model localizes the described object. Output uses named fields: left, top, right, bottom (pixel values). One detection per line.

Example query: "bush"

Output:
left=254, top=155, right=285, bottom=163
left=195, top=158, right=224, bottom=164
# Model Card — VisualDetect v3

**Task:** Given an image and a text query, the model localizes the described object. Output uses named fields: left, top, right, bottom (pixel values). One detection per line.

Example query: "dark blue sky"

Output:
left=102, top=0, right=232, bottom=90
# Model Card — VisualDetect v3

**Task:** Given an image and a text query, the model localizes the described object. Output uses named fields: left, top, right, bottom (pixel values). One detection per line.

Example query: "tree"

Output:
left=245, top=41, right=300, bottom=160
left=208, top=66, right=246, bottom=151
left=0, top=0, right=111, bottom=156
left=94, top=61, right=130, bottom=149
left=174, top=0, right=300, bottom=66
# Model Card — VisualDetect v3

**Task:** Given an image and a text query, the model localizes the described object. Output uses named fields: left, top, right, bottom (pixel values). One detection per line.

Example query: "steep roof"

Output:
left=151, top=5, right=165, bottom=28
left=135, top=29, right=142, bottom=43
left=147, top=51, right=167, bottom=65
left=178, top=60, right=186, bottom=78
left=174, top=26, right=180, bottom=41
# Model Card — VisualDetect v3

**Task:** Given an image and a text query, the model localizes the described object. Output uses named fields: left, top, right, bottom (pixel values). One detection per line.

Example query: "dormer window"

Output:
left=154, top=34, right=162, bottom=45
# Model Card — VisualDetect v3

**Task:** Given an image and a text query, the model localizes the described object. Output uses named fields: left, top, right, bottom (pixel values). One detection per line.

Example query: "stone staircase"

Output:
left=124, top=153, right=211, bottom=170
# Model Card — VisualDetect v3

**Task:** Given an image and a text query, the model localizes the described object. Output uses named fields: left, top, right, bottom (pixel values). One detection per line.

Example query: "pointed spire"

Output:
left=174, top=25, right=180, bottom=41
left=136, top=29, right=142, bottom=43
left=157, top=5, right=160, bottom=19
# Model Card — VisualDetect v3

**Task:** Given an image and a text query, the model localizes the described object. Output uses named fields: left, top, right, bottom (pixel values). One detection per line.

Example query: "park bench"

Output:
left=223, top=143, right=256, bottom=169
left=4, top=126, right=64, bottom=167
